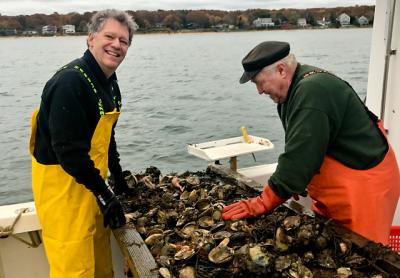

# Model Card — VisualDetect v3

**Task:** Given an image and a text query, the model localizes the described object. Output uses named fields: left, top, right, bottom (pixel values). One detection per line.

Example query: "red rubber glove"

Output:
left=222, top=186, right=285, bottom=220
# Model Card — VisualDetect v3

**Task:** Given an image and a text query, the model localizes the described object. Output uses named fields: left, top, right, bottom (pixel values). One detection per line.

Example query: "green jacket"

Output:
left=269, top=64, right=388, bottom=199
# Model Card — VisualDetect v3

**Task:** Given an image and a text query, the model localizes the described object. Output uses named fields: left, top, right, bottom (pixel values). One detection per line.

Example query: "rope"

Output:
left=0, top=208, right=29, bottom=238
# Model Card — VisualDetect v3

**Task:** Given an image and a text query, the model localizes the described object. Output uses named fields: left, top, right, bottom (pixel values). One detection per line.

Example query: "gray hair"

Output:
left=88, top=9, right=135, bottom=45
left=262, top=53, right=297, bottom=73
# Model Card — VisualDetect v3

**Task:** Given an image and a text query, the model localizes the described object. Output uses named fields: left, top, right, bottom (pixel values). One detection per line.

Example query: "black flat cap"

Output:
left=240, top=41, right=290, bottom=84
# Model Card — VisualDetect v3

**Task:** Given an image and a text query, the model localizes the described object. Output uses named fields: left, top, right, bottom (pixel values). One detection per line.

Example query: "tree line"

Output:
left=0, top=5, right=374, bottom=34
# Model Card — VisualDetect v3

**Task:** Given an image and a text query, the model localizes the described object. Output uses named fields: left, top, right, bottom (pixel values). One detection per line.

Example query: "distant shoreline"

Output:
left=0, top=6, right=375, bottom=37
left=0, top=25, right=372, bottom=38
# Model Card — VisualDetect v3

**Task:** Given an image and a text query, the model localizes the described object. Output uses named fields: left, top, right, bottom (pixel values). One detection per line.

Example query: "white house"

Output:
left=358, top=16, right=369, bottom=25
left=62, top=24, right=75, bottom=34
left=42, top=25, right=57, bottom=35
left=253, top=18, right=275, bottom=28
left=297, top=18, right=307, bottom=27
left=337, top=13, right=351, bottom=26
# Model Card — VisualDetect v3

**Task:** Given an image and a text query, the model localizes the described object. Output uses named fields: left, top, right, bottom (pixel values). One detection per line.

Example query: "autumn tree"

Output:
left=186, top=11, right=209, bottom=28
left=67, top=12, right=83, bottom=27
left=253, top=10, right=271, bottom=20
left=208, top=15, right=222, bottom=26
left=222, top=13, right=236, bottom=25
left=134, top=10, right=158, bottom=27
left=163, top=14, right=181, bottom=30
left=238, top=14, right=249, bottom=29
left=287, top=10, right=300, bottom=25
left=305, top=12, right=316, bottom=26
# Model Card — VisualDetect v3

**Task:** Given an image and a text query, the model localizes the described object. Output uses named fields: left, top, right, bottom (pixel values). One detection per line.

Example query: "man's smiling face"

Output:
left=87, top=18, right=130, bottom=78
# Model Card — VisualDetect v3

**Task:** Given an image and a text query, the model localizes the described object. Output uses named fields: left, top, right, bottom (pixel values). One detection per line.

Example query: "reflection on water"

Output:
left=0, top=28, right=372, bottom=205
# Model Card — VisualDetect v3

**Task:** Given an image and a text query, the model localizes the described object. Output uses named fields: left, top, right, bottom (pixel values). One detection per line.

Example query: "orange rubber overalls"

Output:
left=308, top=120, right=400, bottom=244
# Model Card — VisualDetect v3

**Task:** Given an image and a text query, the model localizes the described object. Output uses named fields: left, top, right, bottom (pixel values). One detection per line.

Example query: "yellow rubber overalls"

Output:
left=30, top=107, right=119, bottom=278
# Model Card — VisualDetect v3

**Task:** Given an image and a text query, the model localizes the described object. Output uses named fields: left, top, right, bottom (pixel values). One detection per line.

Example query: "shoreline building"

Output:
left=42, top=25, right=57, bottom=35
left=62, top=25, right=75, bottom=34
left=337, top=13, right=351, bottom=26
left=297, top=18, right=307, bottom=27
left=253, top=18, right=275, bottom=28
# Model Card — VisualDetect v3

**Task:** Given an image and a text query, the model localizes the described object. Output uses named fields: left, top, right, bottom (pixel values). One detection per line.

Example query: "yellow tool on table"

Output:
left=241, top=126, right=252, bottom=143
left=241, top=126, right=256, bottom=161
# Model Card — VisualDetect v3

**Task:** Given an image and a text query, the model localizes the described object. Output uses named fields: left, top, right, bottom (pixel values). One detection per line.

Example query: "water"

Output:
left=0, top=28, right=372, bottom=205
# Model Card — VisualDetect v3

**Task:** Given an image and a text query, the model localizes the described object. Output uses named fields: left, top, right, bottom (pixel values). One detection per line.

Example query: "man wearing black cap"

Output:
left=222, top=41, right=400, bottom=245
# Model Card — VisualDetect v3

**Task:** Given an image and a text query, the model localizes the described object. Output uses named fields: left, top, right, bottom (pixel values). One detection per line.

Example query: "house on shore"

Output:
left=62, top=25, right=75, bottom=34
left=253, top=18, right=275, bottom=28
left=337, top=13, right=351, bottom=26
left=42, top=25, right=57, bottom=35
left=297, top=18, right=307, bottom=27
left=358, top=16, right=369, bottom=26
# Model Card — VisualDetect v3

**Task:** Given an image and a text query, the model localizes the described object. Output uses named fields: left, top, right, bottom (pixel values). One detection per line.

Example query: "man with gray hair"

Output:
left=30, top=9, right=135, bottom=277
left=223, top=41, right=400, bottom=245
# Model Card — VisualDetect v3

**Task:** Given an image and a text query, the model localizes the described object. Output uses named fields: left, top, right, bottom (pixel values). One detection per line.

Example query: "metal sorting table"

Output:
left=112, top=164, right=400, bottom=277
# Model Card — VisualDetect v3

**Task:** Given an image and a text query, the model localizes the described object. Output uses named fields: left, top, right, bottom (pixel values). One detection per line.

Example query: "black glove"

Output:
left=112, top=173, right=136, bottom=197
left=96, top=186, right=126, bottom=229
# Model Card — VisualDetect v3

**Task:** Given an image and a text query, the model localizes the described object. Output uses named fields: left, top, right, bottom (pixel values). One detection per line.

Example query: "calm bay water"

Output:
left=0, top=28, right=372, bottom=205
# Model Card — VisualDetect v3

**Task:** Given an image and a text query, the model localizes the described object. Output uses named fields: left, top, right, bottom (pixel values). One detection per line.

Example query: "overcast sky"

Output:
left=0, top=0, right=376, bottom=16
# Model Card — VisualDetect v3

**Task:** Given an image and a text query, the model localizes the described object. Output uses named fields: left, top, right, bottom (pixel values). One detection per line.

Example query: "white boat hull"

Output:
left=0, top=202, right=125, bottom=278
